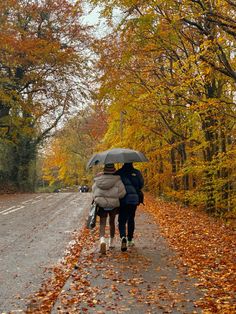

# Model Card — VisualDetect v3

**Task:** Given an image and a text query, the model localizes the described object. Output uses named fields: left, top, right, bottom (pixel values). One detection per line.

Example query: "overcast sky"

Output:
left=82, top=2, right=123, bottom=37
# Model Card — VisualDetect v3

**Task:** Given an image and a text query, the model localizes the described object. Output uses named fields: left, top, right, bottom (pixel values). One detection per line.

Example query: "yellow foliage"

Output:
left=92, top=0, right=236, bottom=215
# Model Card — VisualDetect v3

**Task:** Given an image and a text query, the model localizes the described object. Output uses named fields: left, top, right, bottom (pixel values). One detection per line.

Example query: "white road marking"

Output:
left=1, top=196, right=45, bottom=215
left=22, top=199, right=34, bottom=204
left=31, top=199, right=41, bottom=204
left=2, top=206, right=25, bottom=215
left=0, top=206, right=16, bottom=214
left=46, top=195, right=54, bottom=199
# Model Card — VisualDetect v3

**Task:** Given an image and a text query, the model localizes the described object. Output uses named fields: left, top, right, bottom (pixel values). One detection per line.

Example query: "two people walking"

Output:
left=92, top=162, right=144, bottom=254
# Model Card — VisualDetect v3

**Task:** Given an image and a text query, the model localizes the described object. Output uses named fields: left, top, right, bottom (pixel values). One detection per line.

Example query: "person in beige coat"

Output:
left=92, top=163, right=126, bottom=254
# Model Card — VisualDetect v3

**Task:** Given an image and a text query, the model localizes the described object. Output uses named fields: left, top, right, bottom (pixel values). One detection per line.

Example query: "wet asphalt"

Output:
left=0, top=192, right=91, bottom=313
left=52, top=208, right=203, bottom=313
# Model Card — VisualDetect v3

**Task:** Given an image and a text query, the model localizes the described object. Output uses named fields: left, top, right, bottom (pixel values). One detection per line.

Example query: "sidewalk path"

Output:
left=51, top=209, right=202, bottom=313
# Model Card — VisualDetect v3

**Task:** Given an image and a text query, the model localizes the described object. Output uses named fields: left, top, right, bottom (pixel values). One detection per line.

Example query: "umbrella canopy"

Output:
left=87, top=148, right=148, bottom=169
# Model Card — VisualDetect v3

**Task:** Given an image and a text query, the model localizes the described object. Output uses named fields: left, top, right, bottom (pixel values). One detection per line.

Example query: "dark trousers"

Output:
left=118, top=204, right=137, bottom=241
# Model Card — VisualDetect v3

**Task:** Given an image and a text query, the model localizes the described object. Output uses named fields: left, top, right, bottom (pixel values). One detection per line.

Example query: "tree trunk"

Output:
left=201, top=82, right=219, bottom=213
left=157, top=141, right=164, bottom=195
left=170, top=146, right=179, bottom=191
left=178, top=142, right=189, bottom=191
left=14, top=136, right=37, bottom=192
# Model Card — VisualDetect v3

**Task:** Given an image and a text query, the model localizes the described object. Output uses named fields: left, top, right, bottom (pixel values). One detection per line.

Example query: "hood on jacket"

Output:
left=94, top=174, right=120, bottom=190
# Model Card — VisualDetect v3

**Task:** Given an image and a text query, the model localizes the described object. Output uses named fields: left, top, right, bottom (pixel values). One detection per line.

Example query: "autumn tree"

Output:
left=0, top=0, right=91, bottom=191
left=90, top=0, right=236, bottom=215
left=41, top=106, right=107, bottom=188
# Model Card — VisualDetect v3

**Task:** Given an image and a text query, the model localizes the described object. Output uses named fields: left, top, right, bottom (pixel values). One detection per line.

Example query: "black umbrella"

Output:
left=87, top=148, right=148, bottom=169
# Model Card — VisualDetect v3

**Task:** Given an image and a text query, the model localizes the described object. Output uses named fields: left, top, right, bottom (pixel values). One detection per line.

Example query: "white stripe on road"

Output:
left=46, top=194, right=54, bottom=199
left=31, top=199, right=41, bottom=204
left=22, top=199, right=34, bottom=204
left=1, top=196, right=43, bottom=215
left=0, top=206, right=17, bottom=214
left=0, top=193, right=68, bottom=216
left=2, top=205, right=25, bottom=215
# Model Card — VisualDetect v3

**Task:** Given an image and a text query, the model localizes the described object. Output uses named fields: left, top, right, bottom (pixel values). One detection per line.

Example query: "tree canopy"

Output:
left=0, top=0, right=235, bottom=216
left=87, top=0, right=236, bottom=215
left=0, top=0, right=91, bottom=190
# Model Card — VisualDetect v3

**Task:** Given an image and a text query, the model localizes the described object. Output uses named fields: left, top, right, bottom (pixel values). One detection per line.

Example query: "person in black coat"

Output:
left=115, top=163, right=144, bottom=251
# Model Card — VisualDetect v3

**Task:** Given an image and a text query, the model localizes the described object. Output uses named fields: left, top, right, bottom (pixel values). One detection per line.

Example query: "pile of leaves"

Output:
left=26, top=194, right=235, bottom=313
left=26, top=228, right=92, bottom=313
left=145, top=194, right=236, bottom=313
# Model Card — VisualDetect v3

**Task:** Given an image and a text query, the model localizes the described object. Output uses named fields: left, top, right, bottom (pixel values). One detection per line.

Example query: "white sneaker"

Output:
left=127, top=240, right=135, bottom=247
left=109, top=237, right=115, bottom=248
left=100, top=237, right=106, bottom=254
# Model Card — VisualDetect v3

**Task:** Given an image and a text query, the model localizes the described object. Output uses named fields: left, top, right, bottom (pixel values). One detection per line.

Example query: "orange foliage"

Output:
left=91, top=0, right=236, bottom=215
left=145, top=194, right=236, bottom=313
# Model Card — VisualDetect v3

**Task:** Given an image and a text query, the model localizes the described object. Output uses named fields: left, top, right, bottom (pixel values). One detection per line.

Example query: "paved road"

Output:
left=53, top=210, right=203, bottom=313
left=0, top=192, right=91, bottom=313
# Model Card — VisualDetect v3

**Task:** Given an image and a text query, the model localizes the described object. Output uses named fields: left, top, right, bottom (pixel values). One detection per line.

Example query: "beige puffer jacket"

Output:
left=92, top=174, right=126, bottom=208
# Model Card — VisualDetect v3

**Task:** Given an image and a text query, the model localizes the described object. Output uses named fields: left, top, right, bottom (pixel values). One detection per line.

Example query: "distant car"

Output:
left=79, top=185, right=89, bottom=193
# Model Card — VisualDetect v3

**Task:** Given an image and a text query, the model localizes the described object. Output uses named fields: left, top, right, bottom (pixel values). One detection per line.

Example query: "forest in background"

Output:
left=0, top=0, right=235, bottom=217
left=0, top=0, right=91, bottom=191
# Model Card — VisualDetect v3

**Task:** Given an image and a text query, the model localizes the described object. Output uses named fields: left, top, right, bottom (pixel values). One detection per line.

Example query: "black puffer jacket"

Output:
left=116, top=163, right=144, bottom=206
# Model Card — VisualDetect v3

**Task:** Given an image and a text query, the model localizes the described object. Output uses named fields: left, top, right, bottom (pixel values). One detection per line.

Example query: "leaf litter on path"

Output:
left=145, top=194, right=236, bottom=313
left=25, top=194, right=233, bottom=313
